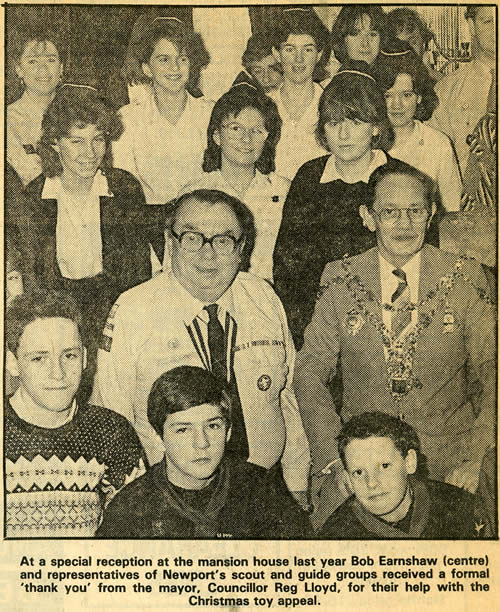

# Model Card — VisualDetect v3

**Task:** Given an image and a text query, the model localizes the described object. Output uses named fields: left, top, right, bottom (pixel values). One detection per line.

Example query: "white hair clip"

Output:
left=152, top=16, right=184, bottom=25
left=334, top=69, right=376, bottom=83
left=61, top=83, right=98, bottom=92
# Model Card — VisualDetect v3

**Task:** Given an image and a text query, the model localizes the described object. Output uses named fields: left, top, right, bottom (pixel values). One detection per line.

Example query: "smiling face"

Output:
left=324, top=116, right=377, bottom=164
left=16, top=39, right=62, bottom=96
left=248, top=54, right=282, bottom=92
left=170, top=197, right=244, bottom=303
left=344, top=436, right=416, bottom=519
left=384, top=73, right=420, bottom=129
left=143, top=38, right=190, bottom=94
left=214, top=106, right=268, bottom=170
left=274, top=34, right=321, bottom=85
left=163, top=403, right=229, bottom=489
left=54, top=122, right=106, bottom=182
left=10, top=317, right=84, bottom=415
left=345, top=14, right=381, bottom=65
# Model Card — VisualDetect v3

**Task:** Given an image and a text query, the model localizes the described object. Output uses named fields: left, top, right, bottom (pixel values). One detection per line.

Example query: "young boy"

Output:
left=5, top=290, right=146, bottom=537
left=319, top=412, right=485, bottom=539
left=97, top=365, right=312, bottom=538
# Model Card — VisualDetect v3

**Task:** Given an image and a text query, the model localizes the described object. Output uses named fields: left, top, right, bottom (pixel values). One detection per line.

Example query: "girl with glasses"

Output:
left=180, top=84, right=289, bottom=282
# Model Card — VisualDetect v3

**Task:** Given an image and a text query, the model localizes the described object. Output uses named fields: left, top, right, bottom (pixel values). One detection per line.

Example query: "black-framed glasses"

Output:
left=171, top=229, right=243, bottom=255
left=370, top=207, right=430, bottom=224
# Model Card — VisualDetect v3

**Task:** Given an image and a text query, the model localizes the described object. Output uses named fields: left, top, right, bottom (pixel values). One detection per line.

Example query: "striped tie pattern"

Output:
left=391, top=269, right=411, bottom=337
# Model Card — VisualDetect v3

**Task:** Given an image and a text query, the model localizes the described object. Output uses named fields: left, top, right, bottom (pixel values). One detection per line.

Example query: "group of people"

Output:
left=5, top=5, right=497, bottom=539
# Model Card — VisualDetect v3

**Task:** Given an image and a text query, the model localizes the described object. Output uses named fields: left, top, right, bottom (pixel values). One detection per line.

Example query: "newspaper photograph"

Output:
left=2, top=1, right=498, bottom=610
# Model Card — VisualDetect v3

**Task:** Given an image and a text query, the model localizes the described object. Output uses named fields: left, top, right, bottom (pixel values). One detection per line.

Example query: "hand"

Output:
left=445, top=460, right=481, bottom=493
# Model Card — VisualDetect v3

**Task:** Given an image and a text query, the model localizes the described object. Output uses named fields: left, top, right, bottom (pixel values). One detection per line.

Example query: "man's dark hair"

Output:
left=372, top=41, right=439, bottom=121
left=168, top=189, right=256, bottom=272
left=272, top=7, right=330, bottom=81
left=331, top=5, right=389, bottom=65
left=203, top=85, right=281, bottom=175
left=38, top=84, right=123, bottom=177
left=338, top=411, right=422, bottom=467
left=386, top=8, right=434, bottom=47
left=6, top=290, right=83, bottom=356
left=316, top=60, right=394, bottom=152
left=242, top=32, right=277, bottom=68
left=148, top=365, right=232, bottom=436
left=365, top=158, right=438, bottom=212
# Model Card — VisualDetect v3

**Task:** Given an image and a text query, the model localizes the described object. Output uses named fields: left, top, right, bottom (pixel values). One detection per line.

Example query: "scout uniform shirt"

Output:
left=91, top=270, right=310, bottom=493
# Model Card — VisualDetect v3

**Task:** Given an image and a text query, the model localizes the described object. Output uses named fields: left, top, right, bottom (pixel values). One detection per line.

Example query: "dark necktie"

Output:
left=204, top=304, right=249, bottom=458
left=391, top=269, right=411, bottom=337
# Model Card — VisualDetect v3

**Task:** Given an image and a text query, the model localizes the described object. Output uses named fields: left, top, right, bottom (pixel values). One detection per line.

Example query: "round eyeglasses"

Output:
left=370, top=207, right=430, bottom=223
left=171, top=229, right=243, bottom=255
left=221, top=122, right=268, bottom=140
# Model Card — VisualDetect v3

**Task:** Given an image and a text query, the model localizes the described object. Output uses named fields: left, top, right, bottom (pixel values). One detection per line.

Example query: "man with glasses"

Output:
left=294, top=160, right=495, bottom=529
left=92, top=189, right=310, bottom=508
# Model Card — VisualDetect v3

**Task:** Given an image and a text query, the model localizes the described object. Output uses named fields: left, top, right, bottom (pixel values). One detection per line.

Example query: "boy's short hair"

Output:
left=147, top=366, right=233, bottom=436
left=242, top=32, right=276, bottom=68
left=6, top=290, right=83, bottom=356
left=338, top=411, right=421, bottom=467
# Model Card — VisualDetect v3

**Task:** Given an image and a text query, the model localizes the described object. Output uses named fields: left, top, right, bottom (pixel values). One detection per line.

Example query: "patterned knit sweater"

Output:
left=5, top=399, right=146, bottom=538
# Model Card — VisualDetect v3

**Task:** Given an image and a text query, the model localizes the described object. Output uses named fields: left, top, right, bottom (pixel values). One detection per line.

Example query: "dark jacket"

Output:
left=23, top=167, right=151, bottom=297
left=96, top=455, right=313, bottom=539
left=318, top=479, right=484, bottom=539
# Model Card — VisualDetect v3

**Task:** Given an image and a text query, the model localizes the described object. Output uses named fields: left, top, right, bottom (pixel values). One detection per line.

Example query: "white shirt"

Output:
left=180, top=170, right=291, bottom=281
left=91, top=270, right=310, bottom=492
left=390, top=120, right=461, bottom=212
left=7, top=93, right=45, bottom=185
left=113, top=92, right=214, bottom=204
left=379, top=252, right=421, bottom=337
left=43, top=173, right=109, bottom=279
left=270, top=83, right=328, bottom=181
left=320, top=149, right=387, bottom=184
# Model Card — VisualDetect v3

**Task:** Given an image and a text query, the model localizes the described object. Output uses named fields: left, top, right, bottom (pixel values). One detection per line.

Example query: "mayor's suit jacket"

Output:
left=294, top=245, right=496, bottom=479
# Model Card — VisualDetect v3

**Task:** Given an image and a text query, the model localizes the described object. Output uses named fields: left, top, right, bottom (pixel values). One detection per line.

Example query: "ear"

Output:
left=225, top=425, right=232, bottom=443
left=14, top=63, right=23, bottom=79
left=213, top=129, right=221, bottom=148
left=316, top=50, right=323, bottom=64
left=6, top=350, right=20, bottom=378
left=342, top=469, right=354, bottom=494
left=372, top=126, right=380, bottom=138
left=272, top=47, right=281, bottom=62
left=405, top=449, right=417, bottom=475
left=142, top=62, right=153, bottom=80
left=359, top=205, right=376, bottom=232
left=416, top=94, right=422, bottom=106
left=83, top=346, right=88, bottom=371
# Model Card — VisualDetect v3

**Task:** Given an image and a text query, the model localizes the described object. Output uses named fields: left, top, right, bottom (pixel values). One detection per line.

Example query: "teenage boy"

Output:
left=97, top=365, right=312, bottom=538
left=5, top=290, right=145, bottom=537
left=319, top=412, right=486, bottom=539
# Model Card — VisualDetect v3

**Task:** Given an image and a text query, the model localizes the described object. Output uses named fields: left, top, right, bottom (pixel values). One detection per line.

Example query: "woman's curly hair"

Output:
left=38, top=85, right=123, bottom=177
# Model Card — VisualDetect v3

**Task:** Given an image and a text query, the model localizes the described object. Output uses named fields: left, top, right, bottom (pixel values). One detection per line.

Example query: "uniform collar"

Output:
left=166, top=270, right=236, bottom=324
left=320, top=149, right=387, bottom=184
left=41, top=171, right=112, bottom=200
